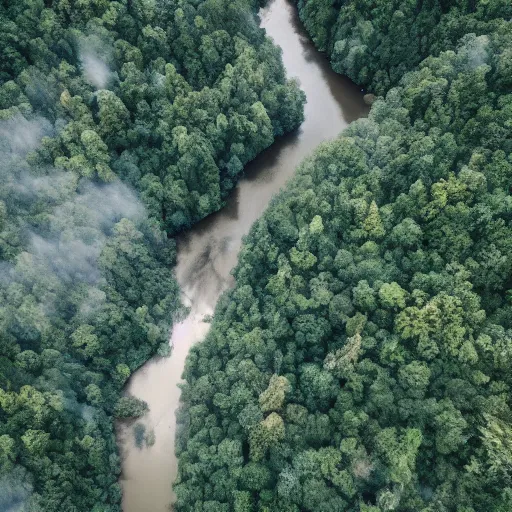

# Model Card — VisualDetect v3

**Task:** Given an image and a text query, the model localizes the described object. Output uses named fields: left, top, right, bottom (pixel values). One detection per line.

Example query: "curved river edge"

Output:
left=116, top=1, right=369, bottom=510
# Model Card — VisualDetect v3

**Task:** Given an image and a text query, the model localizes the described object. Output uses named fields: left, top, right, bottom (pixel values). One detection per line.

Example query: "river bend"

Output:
left=117, top=1, right=368, bottom=510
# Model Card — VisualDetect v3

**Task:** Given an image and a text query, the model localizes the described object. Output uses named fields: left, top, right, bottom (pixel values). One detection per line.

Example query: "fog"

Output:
left=0, top=115, right=52, bottom=157
left=0, top=468, right=34, bottom=512
left=81, top=51, right=111, bottom=89
left=78, top=35, right=113, bottom=89
left=0, top=115, right=146, bottom=288
left=30, top=181, right=145, bottom=284
left=458, top=34, right=490, bottom=70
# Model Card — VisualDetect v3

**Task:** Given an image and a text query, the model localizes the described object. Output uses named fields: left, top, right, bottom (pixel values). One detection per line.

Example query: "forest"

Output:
left=0, top=0, right=304, bottom=510
left=297, top=0, right=512, bottom=95
left=175, top=1, right=512, bottom=511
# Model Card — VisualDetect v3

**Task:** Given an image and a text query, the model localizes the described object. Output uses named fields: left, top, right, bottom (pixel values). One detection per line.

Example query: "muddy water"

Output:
left=117, top=0, right=368, bottom=510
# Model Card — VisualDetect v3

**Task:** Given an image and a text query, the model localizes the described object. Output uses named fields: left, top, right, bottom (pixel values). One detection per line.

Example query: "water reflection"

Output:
left=118, top=0, right=368, bottom=510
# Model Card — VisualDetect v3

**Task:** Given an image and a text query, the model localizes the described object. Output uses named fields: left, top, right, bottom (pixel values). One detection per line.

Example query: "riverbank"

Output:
left=117, top=1, right=367, bottom=510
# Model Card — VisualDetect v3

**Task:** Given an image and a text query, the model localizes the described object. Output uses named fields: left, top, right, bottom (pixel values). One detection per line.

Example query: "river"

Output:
left=117, top=0, right=368, bottom=510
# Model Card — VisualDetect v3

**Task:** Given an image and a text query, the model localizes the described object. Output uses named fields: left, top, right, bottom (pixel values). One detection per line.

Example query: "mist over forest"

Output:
left=1, top=0, right=512, bottom=511
left=0, top=0, right=303, bottom=510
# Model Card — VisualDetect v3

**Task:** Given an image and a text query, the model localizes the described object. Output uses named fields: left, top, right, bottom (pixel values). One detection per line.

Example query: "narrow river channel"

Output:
left=117, top=0, right=368, bottom=510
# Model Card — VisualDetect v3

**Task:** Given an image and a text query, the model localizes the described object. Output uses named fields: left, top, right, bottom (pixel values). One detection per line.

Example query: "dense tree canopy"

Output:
left=175, top=7, right=512, bottom=512
left=0, top=118, right=179, bottom=511
left=1, top=0, right=304, bottom=232
left=296, top=0, right=512, bottom=95
left=0, top=0, right=304, bottom=510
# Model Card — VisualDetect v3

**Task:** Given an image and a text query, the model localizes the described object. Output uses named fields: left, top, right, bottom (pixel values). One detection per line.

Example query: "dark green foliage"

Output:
left=175, top=12, right=512, bottom=512
left=296, top=0, right=512, bottom=95
left=0, top=0, right=304, bottom=510
left=114, top=397, right=149, bottom=419
left=0, top=0, right=305, bottom=233
left=0, top=157, right=180, bottom=510
left=133, top=423, right=147, bottom=448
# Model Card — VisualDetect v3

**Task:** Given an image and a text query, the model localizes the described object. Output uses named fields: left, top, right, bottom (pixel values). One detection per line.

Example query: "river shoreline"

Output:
left=117, top=1, right=367, bottom=510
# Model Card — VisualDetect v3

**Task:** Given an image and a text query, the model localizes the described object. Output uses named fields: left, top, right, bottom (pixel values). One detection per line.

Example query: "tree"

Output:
left=259, top=375, right=290, bottom=413
left=114, top=397, right=148, bottom=418
left=378, top=283, right=407, bottom=310
left=21, top=429, right=50, bottom=457
left=0, top=434, right=16, bottom=469
left=375, top=428, right=422, bottom=486
left=479, top=414, right=512, bottom=478
left=249, top=413, right=285, bottom=461
left=96, top=90, right=130, bottom=147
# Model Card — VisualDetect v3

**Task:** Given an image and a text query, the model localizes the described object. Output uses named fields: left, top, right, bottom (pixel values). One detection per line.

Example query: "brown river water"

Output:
left=117, top=0, right=368, bottom=510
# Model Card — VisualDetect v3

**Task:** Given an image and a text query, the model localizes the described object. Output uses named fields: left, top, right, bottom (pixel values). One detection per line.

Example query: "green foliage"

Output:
left=0, top=0, right=304, bottom=510
left=297, top=0, right=512, bottom=95
left=259, top=375, right=290, bottom=412
left=114, top=397, right=148, bottom=418
left=176, top=9, right=512, bottom=511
